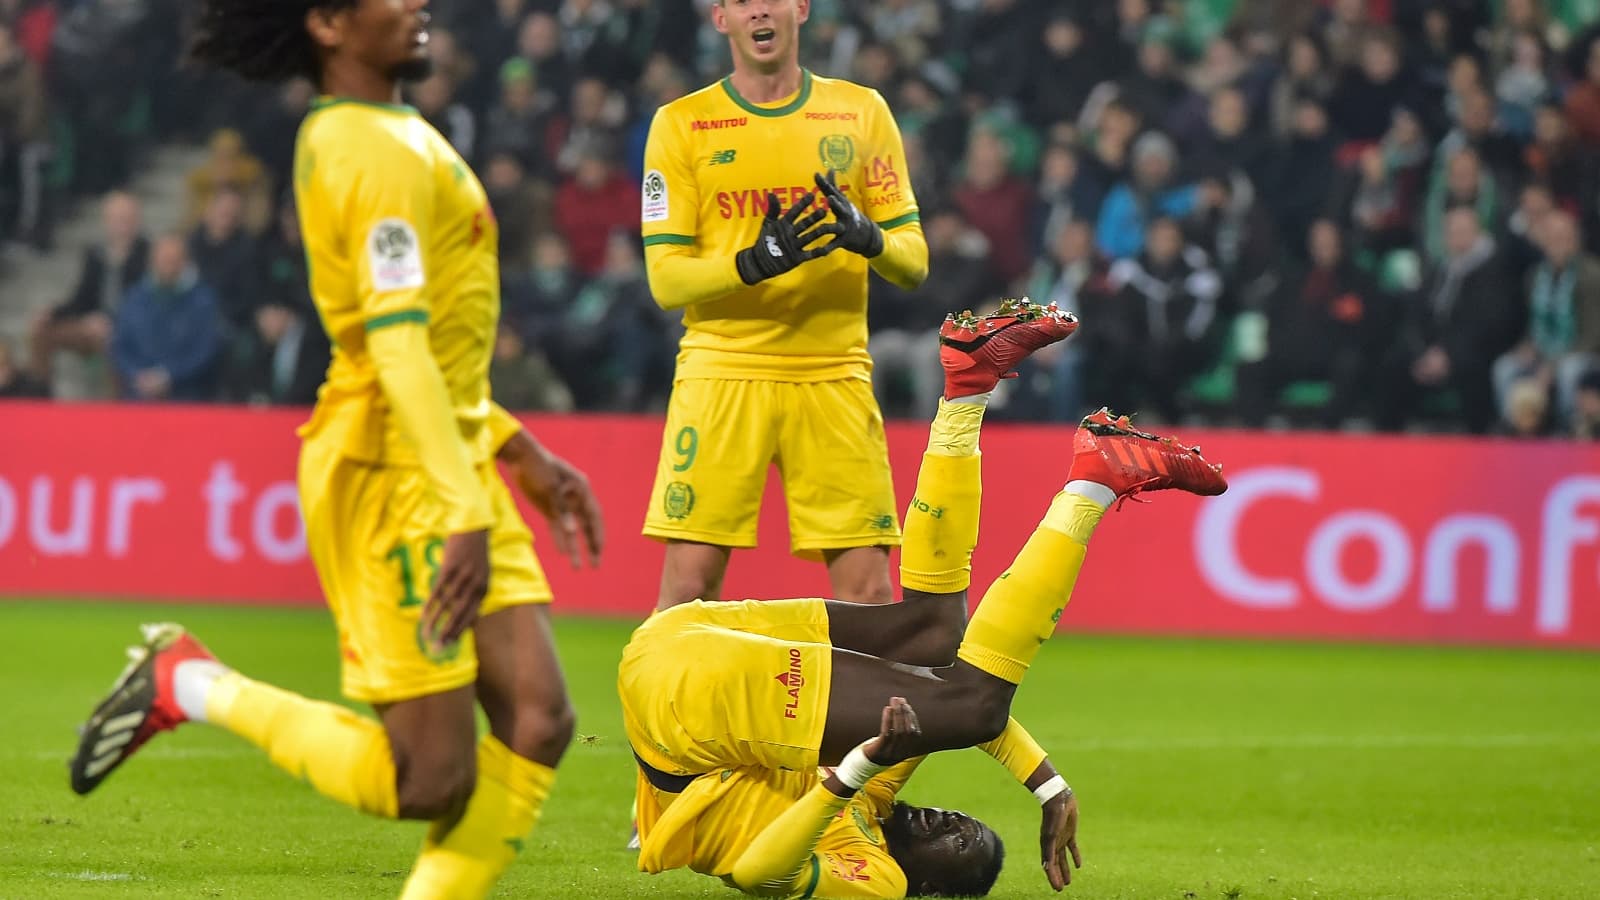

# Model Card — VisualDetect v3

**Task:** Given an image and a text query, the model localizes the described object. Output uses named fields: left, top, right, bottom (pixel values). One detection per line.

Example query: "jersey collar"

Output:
left=309, top=96, right=418, bottom=116
left=719, top=69, right=813, bottom=118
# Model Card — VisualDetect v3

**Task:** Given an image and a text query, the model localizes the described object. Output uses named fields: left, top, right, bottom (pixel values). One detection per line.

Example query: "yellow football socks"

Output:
left=956, top=490, right=1107, bottom=684
left=205, top=671, right=399, bottom=818
left=900, top=399, right=985, bottom=595
left=399, top=735, right=555, bottom=900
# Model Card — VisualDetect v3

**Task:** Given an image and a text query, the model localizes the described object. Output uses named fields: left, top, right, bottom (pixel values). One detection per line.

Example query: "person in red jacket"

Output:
left=555, top=137, right=639, bottom=276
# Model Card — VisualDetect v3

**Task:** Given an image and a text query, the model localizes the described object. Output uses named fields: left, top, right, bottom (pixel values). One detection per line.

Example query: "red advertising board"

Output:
left=2, top=402, right=1597, bottom=646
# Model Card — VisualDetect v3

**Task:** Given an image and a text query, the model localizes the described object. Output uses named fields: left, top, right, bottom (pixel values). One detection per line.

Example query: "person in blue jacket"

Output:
left=112, top=233, right=224, bottom=402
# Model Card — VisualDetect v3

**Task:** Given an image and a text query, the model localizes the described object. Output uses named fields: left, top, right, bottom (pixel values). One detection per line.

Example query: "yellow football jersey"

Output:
left=293, top=97, right=501, bottom=465
left=641, top=70, right=921, bottom=382
left=638, top=761, right=918, bottom=898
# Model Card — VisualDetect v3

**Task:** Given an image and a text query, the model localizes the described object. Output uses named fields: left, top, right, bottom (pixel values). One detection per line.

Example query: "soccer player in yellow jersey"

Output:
left=68, top=2, right=604, bottom=898
left=640, top=0, right=929, bottom=609
left=622, top=302, right=1230, bottom=897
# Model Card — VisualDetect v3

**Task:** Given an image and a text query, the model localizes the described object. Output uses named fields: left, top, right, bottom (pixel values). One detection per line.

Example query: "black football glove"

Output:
left=734, top=191, right=841, bottom=285
left=814, top=168, right=884, bottom=258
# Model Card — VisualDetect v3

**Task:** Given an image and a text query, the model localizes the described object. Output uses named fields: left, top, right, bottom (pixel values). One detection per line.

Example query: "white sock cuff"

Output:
left=1065, top=480, right=1115, bottom=511
left=173, top=659, right=229, bottom=723
left=945, top=390, right=993, bottom=406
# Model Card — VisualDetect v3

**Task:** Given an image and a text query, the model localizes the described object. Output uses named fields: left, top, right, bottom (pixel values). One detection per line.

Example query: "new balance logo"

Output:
left=765, top=235, right=783, bottom=257
left=709, top=149, right=737, bottom=165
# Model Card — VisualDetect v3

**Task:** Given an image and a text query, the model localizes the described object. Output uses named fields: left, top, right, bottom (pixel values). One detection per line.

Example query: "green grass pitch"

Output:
left=2, top=600, right=1598, bottom=899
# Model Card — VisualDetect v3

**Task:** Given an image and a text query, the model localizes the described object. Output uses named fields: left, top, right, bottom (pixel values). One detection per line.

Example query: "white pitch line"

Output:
left=55, top=872, right=133, bottom=882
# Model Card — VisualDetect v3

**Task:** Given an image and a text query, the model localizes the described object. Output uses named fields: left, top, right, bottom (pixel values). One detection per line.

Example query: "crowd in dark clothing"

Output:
left=8, top=0, right=1600, bottom=439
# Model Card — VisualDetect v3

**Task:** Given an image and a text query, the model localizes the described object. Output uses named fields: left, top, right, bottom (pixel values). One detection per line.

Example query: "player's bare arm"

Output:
left=497, top=425, right=606, bottom=570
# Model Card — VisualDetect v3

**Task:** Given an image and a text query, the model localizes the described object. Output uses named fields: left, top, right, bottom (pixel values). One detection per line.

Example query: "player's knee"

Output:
left=393, top=751, right=477, bottom=821
left=658, top=571, right=721, bottom=608
left=970, top=704, right=1010, bottom=746
left=505, top=695, right=576, bottom=765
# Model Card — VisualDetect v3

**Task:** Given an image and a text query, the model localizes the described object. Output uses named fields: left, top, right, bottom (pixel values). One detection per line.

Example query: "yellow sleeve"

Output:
left=729, top=783, right=852, bottom=896
left=639, top=105, right=746, bottom=309
left=344, top=137, right=492, bottom=532
left=644, top=241, right=746, bottom=311
left=860, top=91, right=926, bottom=291
left=976, top=717, right=1049, bottom=786
left=857, top=758, right=925, bottom=819
left=813, top=845, right=909, bottom=898
left=485, top=402, right=523, bottom=456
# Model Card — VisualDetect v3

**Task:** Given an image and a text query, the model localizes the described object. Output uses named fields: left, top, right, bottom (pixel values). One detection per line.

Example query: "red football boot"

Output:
left=1069, top=408, right=1228, bottom=503
left=940, top=298, right=1080, bottom=399
left=70, top=623, right=217, bottom=795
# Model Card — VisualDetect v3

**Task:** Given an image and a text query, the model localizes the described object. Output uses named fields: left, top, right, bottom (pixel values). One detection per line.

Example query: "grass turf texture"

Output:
left=2, top=601, right=1597, bottom=900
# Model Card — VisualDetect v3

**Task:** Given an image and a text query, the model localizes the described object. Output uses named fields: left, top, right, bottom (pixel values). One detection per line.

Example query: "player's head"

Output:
left=882, top=802, right=1005, bottom=897
left=190, top=0, right=432, bottom=87
left=711, top=0, right=810, bottom=75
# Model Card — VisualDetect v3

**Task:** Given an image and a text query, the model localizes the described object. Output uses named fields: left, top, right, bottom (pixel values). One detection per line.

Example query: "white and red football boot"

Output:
left=939, top=298, right=1079, bottom=400
left=70, top=623, right=217, bottom=795
left=1068, top=408, right=1228, bottom=503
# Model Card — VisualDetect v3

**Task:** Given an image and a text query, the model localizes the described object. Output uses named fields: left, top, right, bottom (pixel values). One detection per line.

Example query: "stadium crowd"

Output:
left=4, top=0, right=1600, bottom=438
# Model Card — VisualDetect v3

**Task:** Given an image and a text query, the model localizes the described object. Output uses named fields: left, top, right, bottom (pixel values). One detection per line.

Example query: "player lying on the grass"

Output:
left=68, top=1, right=605, bottom=899
left=622, top=300, right=1228, bottom=898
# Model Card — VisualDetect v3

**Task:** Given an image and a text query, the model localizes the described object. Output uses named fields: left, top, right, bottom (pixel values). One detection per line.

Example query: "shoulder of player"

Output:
left=299, top=101, right=433, bottom=170
left=806, top=72, right=890, bottom=110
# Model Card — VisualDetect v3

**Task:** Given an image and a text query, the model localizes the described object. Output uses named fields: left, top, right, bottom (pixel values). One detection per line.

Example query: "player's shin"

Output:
left=899, top=398, right=986, bottom=596
left=202, top=671, right=400, bottom=817
left=955, top=485, right=1109, bottom=684
left=398, top=736, right=555, bottom=900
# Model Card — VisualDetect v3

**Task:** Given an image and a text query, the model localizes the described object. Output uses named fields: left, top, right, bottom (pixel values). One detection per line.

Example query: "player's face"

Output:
left=713, top=0, right=810, bottom=74
left=335, top=0, right=433, bottom=83
left=884, top=803, right=1001, bottom=896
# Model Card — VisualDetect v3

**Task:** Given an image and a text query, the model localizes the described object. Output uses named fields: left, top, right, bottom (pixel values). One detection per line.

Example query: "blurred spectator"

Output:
left=1027, top=13, right=1098, bottom=129
left=1116, top=19, right=1190, bottom=134
left=554, top=140, right=637, bottom=276
left=1435, top=88, right=1525, bottom=183
left=221, top=300, right=330, bottom=406
left=1034, top=142, right=1100, bottom=255
left=1563, top=37, right=1600, bottom=148
left=1504, top=181, right=1557, bottom=278
left=1095, top=131, right=1196, bottom=261
left=867, top=0, right=941, bottom=71
left=1495, top=30, right=1553, bottom=135
left=953, top=128, right=1033, bottom=285
left=1379, top=208, right=1521, bottom=433
left=1493, top=210, right=1600, bottom=423
left=1500, top=377, right=1555, bottom=437
left=1328, top=28, right=1415, bottom=144
left=0, top=335, right=48, bottom=398
left=516, top=12, right=575, bottom=110
left=184, top=129, right=272, bottom=235
left=28, top=191, right=148, bottom=383
left=462, top=0, right=530, bottom=114
left=503, top=232, right=584, bottom=351
left=557, top=230, right=674, bottom=410
left=1236, top=220, right=1378, bottom=426
left=1422, top=146, right=1501, bottom=262
left=1269, top=32, right=1334, bottom=138
left=1102, top=216, right=1222, bottom=420
left=1572, top=369, right=1600, bottom=439
left=1192, top=86, right=1273, bottom=189
left=0, top=20, right=48, bottom=247
left=482, top=151, right=552, bottom=272
left=483, top=58, right=559, bottom=178
left=490, top=325, right=574, bottom=412
left=551, top=76, right=624, bottom=176
left=188, top=188, right=260, bottom=331
left=870, top=208, right=990, bottom=418
left=1346, top=107, right=1430, bottom=255
left=111, top=234, right=224, bottom=403
left=1017, top=219, right=1113, bottom=421
left=1525, top=103, right=1587, bottom=207
left=413, top=72, right=477, bottom=162
left=255, top=198, right=313, bottom=317
left=240, top=80, right=315, bottom=195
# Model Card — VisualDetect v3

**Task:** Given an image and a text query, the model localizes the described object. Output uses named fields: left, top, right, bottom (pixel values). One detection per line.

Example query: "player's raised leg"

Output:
left=824, top=300, right=1081, bottom=665
left=817, top=406, right=1228, bottom=762
left=69, top=624, right=455, bottom=820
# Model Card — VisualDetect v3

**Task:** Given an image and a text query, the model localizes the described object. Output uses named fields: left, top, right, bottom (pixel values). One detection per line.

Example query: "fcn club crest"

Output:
left=818, top=135, right=855, bottom=171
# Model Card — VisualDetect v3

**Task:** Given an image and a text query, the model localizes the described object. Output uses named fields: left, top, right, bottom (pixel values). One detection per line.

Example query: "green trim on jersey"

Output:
left=798, top=855, right=821, bottom=899
left=720, top=69, right=813, bottom=118
left=364, top=309, right=429, bottom=332
left=309, top=96, right=419, bottom=116
left=875, top=211, right=921, bottom=230
left=642, top=233, right=695, bottom=247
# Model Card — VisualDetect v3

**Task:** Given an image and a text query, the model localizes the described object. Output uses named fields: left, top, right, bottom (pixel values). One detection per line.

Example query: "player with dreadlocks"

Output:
left=67, top=2, right=606, bottom=898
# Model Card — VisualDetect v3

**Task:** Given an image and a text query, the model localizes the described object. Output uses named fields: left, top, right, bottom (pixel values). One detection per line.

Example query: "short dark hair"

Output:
left=190, top=0, right=355, bottom=84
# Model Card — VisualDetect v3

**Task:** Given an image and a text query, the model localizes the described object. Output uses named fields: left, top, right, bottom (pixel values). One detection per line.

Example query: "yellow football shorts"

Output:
left=619, top=598, right=833, bottom=776
left=642, top=377, right=901, bottom=558
left=298, top=444, right=552, bottom=704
